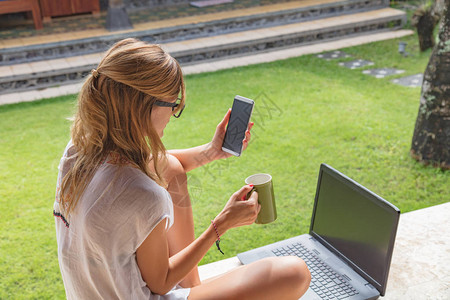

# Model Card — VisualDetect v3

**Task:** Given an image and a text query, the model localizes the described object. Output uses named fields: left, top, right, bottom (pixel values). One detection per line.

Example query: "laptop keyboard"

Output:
left=272, top=243, right=359, bottom=300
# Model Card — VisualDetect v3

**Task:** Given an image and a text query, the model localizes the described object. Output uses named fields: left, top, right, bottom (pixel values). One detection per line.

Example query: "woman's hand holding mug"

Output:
left=213, top=185, right=261, bottom=234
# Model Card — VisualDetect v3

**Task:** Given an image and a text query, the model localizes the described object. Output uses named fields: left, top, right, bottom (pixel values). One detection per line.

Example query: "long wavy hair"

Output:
left=60, top=38, right=185, bottom=216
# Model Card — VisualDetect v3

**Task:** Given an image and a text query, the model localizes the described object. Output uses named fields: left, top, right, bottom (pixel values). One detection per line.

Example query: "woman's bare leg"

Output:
left=163, top=154, right=311, bottom=297
left=165, top=154, right=201, bottom=287
left=189, top=256, right=311, bottom=300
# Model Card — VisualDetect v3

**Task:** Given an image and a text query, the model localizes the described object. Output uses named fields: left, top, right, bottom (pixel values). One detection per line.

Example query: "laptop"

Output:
left=237, top=164, right=400, bottom=300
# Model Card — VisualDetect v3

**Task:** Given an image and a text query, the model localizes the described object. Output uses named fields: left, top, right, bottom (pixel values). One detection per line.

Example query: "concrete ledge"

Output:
left=198, top=202, right=450, bottom=299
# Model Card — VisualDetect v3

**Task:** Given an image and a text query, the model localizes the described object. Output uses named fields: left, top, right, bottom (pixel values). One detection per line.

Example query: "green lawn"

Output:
left=1, top=33, right=448, bottom=298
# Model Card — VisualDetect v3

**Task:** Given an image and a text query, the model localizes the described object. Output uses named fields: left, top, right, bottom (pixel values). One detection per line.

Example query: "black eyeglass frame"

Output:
left=154, top=98, right=185, bottom=118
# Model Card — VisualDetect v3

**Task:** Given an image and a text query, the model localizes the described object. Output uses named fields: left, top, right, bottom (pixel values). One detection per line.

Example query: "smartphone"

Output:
left=222, top=95, right=254, bottom=157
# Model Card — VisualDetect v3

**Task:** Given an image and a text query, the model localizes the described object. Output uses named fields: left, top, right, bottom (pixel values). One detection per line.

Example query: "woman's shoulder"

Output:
left=107, top=164, right=168, bottom=200
left=86, top=164, right=172, bottom=228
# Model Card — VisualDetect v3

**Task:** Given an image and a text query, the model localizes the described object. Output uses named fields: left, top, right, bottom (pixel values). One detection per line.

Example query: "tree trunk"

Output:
left=411, top=0, right=450, bottom=169
left=106, top=0, right=133, bottom=31
left=416, top=11, right=437, bottom=51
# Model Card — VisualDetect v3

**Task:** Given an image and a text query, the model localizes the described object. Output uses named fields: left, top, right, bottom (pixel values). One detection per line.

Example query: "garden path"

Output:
left=316, top=50, right=423, bottom=87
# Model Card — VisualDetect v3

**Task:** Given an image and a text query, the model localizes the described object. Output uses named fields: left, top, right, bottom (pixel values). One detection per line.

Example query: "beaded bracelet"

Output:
left=211, top=220, right=224, bottom=255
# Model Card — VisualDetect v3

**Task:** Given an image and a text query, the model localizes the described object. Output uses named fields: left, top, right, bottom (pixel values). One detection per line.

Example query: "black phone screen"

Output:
left=222, top=96, right=254, bottom=156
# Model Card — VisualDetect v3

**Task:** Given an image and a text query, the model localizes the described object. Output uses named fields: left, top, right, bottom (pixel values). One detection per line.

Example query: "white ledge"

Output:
left=199, top=202, right=450, bottom=299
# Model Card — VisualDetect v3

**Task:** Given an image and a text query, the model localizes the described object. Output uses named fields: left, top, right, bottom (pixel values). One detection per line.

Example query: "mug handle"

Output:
left=244, top=187, right=256, bottom=200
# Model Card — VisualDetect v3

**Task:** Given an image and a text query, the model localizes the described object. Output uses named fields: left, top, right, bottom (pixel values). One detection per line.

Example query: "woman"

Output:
left=54, top=38, right=310, bottom=299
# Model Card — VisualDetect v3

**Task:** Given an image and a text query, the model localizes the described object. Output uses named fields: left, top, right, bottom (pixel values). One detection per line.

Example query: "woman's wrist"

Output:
left=191, top=143, right=218, bottom=168
left=204, top=142, right=224, bottom=163
left=211, top=214, right=229, bottom=237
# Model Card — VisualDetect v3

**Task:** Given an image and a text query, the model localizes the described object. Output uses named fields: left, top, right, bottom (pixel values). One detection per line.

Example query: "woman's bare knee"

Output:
left=232, top=257, right=310, bottom=299
left=189, top=257, right=310, bottom=300
left=278, top=256, right=311, bottom=297
left=262, top=256, right=310, bottom=299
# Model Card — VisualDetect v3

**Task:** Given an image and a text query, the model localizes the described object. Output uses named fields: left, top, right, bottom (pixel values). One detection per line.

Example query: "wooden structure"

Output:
left=0, top=0, right=43, bottom=29
left=39, top=0, right=100, bottom=20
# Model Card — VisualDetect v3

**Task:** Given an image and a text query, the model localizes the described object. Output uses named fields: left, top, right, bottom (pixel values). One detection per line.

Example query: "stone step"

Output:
left=0, top=8, right=406, bottom=95
left=0, top=29, right=414, bottom=105
left=0, top=0, right=390, bottom=66
left=168, top=8, right=406, bottom=65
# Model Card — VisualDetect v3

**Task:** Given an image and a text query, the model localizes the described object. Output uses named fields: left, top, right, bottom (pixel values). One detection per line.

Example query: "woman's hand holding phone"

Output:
left=221, top=96, right=254, bottom=157
left=208, top=108, right=254, bottom=161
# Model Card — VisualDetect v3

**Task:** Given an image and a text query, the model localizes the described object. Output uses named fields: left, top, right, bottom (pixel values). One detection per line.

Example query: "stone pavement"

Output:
left=339, top=59, right=374, bottom=69
left=316, top=49, right=423, bottom=88
left=362, top=68, right=405, bottom=78
left=392, top=74, right=424, bottom=88
left=199, top=202, right=450, bottom=299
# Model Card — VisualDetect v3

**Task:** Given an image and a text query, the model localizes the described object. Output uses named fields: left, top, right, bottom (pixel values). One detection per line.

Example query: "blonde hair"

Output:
left=60, top=38, right=185, bottom=216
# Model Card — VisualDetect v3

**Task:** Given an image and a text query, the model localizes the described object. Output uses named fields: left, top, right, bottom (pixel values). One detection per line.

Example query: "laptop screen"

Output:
left=310, top=164, right=400, bottom=295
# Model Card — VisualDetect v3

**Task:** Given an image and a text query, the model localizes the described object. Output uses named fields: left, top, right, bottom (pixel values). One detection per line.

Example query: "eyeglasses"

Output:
left=154, top=98, right=185, bottom=118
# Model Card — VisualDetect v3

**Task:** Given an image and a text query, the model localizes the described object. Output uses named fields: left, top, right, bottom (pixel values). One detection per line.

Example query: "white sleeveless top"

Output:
left=54, top=141, right=190, bottom=300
